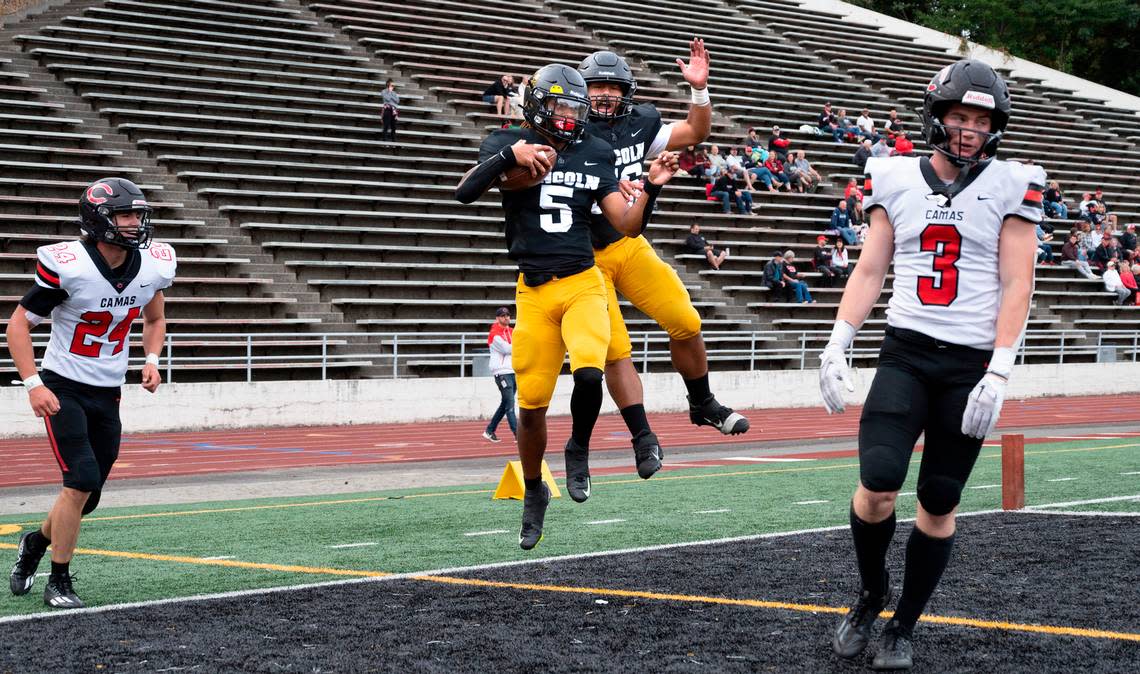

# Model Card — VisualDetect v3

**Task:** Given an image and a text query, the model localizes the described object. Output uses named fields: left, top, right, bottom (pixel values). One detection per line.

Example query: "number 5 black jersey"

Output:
left=478, top=127, right=620, bottom=277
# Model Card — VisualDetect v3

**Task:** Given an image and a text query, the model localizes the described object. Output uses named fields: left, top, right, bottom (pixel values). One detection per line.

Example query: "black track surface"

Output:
left=0, top=513, right=1137, bottom=673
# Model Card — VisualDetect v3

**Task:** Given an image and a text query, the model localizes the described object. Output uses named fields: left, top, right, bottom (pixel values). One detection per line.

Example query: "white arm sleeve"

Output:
left=646, top=122, right=675, bottom=158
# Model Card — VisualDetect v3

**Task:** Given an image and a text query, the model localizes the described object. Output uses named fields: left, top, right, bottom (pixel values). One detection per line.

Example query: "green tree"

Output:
left=850, top=0, right=1140, bottom=97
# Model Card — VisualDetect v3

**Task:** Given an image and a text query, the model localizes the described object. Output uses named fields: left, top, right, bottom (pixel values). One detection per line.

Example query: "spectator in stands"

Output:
left=746, top=147, right=777, bottom=191
left=1092, top=232, right=1122, bottom=273
left=853, top=139, right=873, bottom=170
left=764, top=152, right=792, bottom=191
left=1121, top=224, right=1137, bottom=260
left=1105, top=213, right=1120, bottom=237
left=1036, top=224, right=1055, bottom=264
left=677, top=145, right=699, bottom=180
left=725, top=146, right=756, bottom=190
left=764, top=250, right=791, bottom=301
left=782, top=251, right=815, bottom=304
left=483, top=74, right=515, bottom=118
left=831, top=199, right=857, bottom=245
left=1080, top=192, right=1105, bottom=226
left=813, top=235, right=838, bottom=287
left=849, top=196, right=865, bottom=233
left=710, top=168, right=755, bottom=215
left=844, top=177, right=863, bottom=212
left=768, top=125, right=791, bottom=161
left=1119, top=261, right=1138, bottom=304
left=483, top=307, right=517, bottom=443
left=1077, top=221, right=1098, bottom=258
left=818, top=102, right=843, bottom=142
left=686, top=223, right=729, bottom=270
left=891, top=130, right=915, bottom=156
left=832, top=239, right=851, bottom=284
left=691, top=145, right=713, bottom=182
left=791, top=150, right=821, bottom=192
left=381, top=79, right=399, bottom=142
left=1103, top=260, right=1131, bottom=305
left=1061, top=232, right=1096, bottom=279
left=744, top=127, right=762, bottom=149
left=1132, top=264, right=1140, bottom=302
left=871, top=136, right=892, bottom=159
left=1094, top=187, right=1109, bottom=214
left=835, top=108, right=861, bottom=142
left=856, top=108, right=880, bottom=142
left=707, top=144, right=727, bottom=176
left=1043, top=180, right=1068, bottom=219
left=883, top=107, right=904, bottom=138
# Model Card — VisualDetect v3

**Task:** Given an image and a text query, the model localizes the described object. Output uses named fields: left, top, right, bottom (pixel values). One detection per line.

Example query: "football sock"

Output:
left=619, top=404, right=652, bottom=438
left=683, top=373, right=712, bottom=403
left=569, top=369, right=603, bottom=450
left=893, top=527, right=955, bottom=630
left=850, top=505, right=896, bottom=597
left=50, top=560, right=69, bottom=580
left=523, top=477, right=542, bottom=492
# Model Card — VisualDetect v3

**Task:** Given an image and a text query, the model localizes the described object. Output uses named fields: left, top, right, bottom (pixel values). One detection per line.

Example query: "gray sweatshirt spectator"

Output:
left=381, top=79, right=399, bottom=142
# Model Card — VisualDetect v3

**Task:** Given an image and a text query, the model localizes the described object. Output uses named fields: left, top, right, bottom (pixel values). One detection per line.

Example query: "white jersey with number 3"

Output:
left=862, top=156, right=1046, bottom=349
left=34, top=240, right=177, bottom=387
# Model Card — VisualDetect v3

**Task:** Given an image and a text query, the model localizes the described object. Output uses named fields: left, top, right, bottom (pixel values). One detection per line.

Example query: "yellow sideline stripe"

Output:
left=4, top=440, right=1136, bottom=528
left=1, top=541, right=1134, bottom=642
left=0, top=542, right=388, bottom=577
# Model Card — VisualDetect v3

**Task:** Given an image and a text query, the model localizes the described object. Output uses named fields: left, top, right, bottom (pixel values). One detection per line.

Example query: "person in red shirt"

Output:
left=1120, top=261, right=1138, bottom=304
left=768, top=125, right=791, bottom=161
left=892, top=130, right=915, bottom=156
left=764, top=154, right=791, bottom=191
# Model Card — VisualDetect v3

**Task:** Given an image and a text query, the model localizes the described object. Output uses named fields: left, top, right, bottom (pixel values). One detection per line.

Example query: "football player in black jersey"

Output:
left=455, top=64, right=679, bottom=549
left=577, top=42, right=749, bottom=491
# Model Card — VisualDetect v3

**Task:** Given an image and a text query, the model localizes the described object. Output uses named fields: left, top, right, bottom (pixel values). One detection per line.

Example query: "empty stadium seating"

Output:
left=0, top=0, right=1135, bottom=379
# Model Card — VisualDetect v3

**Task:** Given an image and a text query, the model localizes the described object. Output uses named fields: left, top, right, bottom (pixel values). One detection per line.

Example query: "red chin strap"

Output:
left=553, top=117, right=576, bottom=132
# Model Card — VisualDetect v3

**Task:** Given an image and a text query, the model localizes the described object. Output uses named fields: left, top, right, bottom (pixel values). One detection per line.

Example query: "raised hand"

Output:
left=676, top=37, right=710, bottom=90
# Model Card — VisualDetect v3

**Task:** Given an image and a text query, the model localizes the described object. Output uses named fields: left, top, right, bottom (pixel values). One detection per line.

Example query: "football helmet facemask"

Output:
left=921, top=59, right=1011, bottom=167
left=578, top=50, right=637, bottom=120
left=523, top=64, right=591, bottom=144
left=79, top=177, right=153, bottom=249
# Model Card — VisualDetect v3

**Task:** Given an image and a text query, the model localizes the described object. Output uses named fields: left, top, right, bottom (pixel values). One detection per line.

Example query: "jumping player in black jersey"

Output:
left=455, top=64, right=679, bottom=549
left=570, top=42, right=748, bottom=501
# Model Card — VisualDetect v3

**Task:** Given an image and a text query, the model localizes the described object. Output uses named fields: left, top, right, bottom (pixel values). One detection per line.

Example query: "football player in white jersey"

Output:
left=6, top=178, right=176, bottom=608
left=818, top=61, right=1043, bottom=669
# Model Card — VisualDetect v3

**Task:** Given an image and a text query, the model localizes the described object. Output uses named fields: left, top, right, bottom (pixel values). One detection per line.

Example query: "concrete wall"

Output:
left=2, top=362, right=1138, bottom=438
left=801, top=0, right=1140, bottom=114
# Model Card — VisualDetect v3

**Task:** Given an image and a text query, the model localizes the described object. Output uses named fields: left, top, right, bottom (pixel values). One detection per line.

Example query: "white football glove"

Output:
left=961, top=347, right=1015, bottom=439
left=818, top=321, right=857, bottom=414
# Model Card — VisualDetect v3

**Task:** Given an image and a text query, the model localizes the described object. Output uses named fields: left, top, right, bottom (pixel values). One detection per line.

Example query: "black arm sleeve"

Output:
left=20, top=285, right=69, bottom=317
left=454, top=147, right=518, bottom=204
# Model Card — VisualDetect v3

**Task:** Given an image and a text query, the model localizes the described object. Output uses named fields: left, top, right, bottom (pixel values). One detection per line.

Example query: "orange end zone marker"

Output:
left=1002, top=434, right=1025, bottom=510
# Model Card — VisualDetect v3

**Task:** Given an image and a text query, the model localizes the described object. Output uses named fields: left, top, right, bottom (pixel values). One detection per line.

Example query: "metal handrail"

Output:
left=2, top=329, right=1137, bottom=382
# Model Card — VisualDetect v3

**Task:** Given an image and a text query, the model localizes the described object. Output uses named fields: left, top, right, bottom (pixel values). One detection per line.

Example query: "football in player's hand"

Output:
left=498, top=145, right=557, bottom=191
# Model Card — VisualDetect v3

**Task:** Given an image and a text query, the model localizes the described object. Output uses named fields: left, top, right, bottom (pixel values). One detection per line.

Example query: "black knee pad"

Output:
left=917, top=475, right=963, bottom=516
left=572, top=367, right=603, bottom=387
left=859, top=444, right=909, bottom=493
left=82, top=490, right=101, bottom=516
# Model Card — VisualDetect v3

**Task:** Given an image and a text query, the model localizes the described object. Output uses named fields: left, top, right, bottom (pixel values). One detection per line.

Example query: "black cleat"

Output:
left=872, top=619, right=914, bottom=670
left=564, top=438, right=591, bottom=503
left=688, top=395, right=750, bottom=435
left=632, top=431, right=663, bottom=479
left=43, top=573, right=84, bottom=609
left=518, top=483, right=551, bottom=551
left=10, top=531, right=46, bottom=596
left=832, top=576, right=893, bottom=658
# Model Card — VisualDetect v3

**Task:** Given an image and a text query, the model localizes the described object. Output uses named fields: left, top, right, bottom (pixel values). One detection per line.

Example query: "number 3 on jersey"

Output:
left=538, top=184, right=574, bottom=233
left=917, top=224, right=961, bottom=306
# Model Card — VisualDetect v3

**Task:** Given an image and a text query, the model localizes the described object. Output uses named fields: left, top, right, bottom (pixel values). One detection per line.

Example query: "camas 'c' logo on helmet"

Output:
left=86, top=182, right=114, bottom=205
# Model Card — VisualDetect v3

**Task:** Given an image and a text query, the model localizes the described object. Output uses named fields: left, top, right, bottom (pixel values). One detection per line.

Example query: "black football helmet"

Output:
left=523, top=64, right=591, bottom=144
left=78, top=177, right=153, bottom=249
left=920, top=59, right=1011, bottom=166
left=578, top=50, right=638, bottom=120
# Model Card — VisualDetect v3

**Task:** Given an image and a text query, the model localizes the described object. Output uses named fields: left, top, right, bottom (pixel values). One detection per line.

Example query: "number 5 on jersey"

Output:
left=538, top=184, right=574, bottom=233
left=917, top=224, right=961, bottom=306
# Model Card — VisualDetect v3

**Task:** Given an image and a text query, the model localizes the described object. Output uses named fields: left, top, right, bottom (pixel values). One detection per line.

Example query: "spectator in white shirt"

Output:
left=1103, top=261, right=1130, bottom=305
left=856, top=108, right=880, bottom=142
left=483, top=307, right=517, bottom=443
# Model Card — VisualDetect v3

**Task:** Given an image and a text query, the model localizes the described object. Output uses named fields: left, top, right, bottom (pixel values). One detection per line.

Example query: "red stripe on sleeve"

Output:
left=36, top=262, right=60, bottom=285
left=863, top=179, right=872, bottom=192
left=1023, top=189, right=1043, bottom=203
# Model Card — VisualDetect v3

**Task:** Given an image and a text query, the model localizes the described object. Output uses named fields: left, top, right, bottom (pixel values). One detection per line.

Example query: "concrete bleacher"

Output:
left=0, top=0, right=1136, bottom=378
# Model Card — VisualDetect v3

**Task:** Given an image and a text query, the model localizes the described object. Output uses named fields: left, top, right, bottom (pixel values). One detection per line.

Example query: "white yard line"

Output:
left=327, top=542, right=378, bottom=549
left=463, top=530, right=509, bottom=537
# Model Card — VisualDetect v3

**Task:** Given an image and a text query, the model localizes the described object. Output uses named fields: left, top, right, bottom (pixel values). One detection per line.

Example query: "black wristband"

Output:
left=639, top=182, right=664, bottom=234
